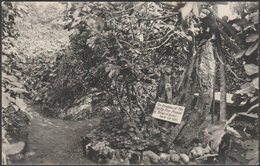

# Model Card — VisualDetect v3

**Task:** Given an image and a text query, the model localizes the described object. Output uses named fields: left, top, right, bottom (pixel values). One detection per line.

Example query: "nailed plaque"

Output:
left=152, top=102, right=185, bottom=124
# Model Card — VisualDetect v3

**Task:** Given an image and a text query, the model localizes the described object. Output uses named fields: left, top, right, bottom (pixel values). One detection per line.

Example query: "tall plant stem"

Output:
left=215, top=39, right=226, bottom=123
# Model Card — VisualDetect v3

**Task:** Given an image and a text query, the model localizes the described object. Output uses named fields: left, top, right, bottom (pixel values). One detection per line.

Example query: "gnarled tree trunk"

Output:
left=174, top=40, right=216, bottom=149
left=154, top=40, right=216, bottom=150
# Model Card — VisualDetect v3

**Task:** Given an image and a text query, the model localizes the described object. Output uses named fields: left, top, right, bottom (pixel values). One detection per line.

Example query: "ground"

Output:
left=9, top=104, right=100, bottom=165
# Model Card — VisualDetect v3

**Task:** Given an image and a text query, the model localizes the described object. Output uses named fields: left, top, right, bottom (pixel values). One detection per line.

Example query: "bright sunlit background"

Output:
left=217, top=2, right=237, bottom=20
left=34, top=2, right=238, bottom=20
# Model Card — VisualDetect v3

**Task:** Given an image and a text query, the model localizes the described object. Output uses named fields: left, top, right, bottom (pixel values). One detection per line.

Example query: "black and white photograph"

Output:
left=1, top=1, right=259, bottom=165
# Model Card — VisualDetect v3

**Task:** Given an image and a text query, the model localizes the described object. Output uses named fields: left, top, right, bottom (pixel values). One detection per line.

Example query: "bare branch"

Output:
left=115, top=79, right=133, bottom=120
left=145, top=30, right=173, bottom=43
left=126, top=80, right=133, bottom=113
left=118, top=39, right=134, bottom=48
left=215, top=49, right=245, bottom=81
left=132, top=13, right=178, bottom=21
left=146, top=33, right=174, bottom=51
left=219, top=29, right=241, bottom=52
left=113, top=32, right=123, bottom=49
left=105, top=13, right=178, bottom=23
left=129, top=22, right=135, bottom=41
left=226, top=65, right=245, bottom=81
left=133, top=85, right=146, bottom=116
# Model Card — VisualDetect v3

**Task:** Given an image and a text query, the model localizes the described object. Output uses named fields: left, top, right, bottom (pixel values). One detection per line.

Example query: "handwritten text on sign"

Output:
left=152, top=102, right=185, bottom=124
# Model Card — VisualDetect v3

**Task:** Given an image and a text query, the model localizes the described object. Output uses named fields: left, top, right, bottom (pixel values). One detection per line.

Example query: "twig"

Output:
left=132, top=13, right=178, bottom=21
left=105, top=13, right=178, bottom=23
left=113, top=32, right=123, bottom=49
left=226, top=65, right=245, bottom=81
left=144, top=3, right=148, bottom=47
left=172, top=118, right=189, bottom=142
left=118, top=39, right=134, bottom=48
left=105, top=15, right=122, bottom=23
left=224, top=114, right=237, bottom=128
left=141, top=83, right=156, bottom=101
left=126, top=79, right=133, bottom=113
left=119, top=81, right=126, bottom=98
left=115, top=79, right=133, bottom=120
left=101, top=50, right=108, bottom=57
left=133, top=85, right=146, bottom=116
left=146, top=33, right=173, bottom=50
left=109, top=7, right=135, bottom=14
left=219, top=29, right=241, bottom=52
left=177, top=70, right=187, bottom=92
left=215, top=49, right=245, bottom=81
left=247, top=103, right=259, bottom=114
left=129, top=22, right=135, bottom=41
left=145, top=30, right=173, bottom=43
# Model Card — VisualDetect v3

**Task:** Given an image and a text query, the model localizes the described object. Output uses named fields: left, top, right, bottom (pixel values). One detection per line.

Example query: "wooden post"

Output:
left=214, top=5, right=227, bottom=123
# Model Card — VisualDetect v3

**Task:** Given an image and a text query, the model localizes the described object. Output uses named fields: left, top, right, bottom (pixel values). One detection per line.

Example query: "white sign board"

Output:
left=152, top=102, right=185, bottom=124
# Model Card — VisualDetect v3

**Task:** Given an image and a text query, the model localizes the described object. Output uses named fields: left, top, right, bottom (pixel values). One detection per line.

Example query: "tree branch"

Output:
left=105, top=13, right=178, bottom=23
left=133, top=85, right=146, bottom=116
left=129, top=22, right=135, bottom=41
left=145, top=33, right=174, bottom=51
left=215, top=48, right=245, bottom=81
left=132, top=13, right=179, bottom=21
left=113, top=32, right=123, bottom=49
left=115, top=79, right=133, bottom=120
left=118, top=39, right=134, bottom=48
left=219, top=29, right=241, bottom=52
left=226, top=65, right=246, bottom=81
left=126, top=78, right=133, bottom=113
left=145, top=30, right=174, bottom=43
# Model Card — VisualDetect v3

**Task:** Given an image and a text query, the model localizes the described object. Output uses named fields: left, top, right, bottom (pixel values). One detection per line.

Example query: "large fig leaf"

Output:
left=235, top=82, right=255, bottom=95
left=245, top=42, right=258, bottom=56
left=246, top=34, right=258, bottom=43
left=252, top=77, right=259, bottom=89
left=234, top=49, right=246, bottom=59
left=244, top=64, right=258, bottom=76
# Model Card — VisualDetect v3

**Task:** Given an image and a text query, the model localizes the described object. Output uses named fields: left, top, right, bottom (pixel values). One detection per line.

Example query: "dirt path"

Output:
left=11, top=105, right=100, bottom=165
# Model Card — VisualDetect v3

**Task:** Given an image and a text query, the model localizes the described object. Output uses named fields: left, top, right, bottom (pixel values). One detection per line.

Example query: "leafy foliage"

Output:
left=1, top=2, right=31, bottom=164
left=231, top=2, right=259, bottom=118
left=44, top=2, right=258, bottom=164
left=203, top=3, right=259, bottom=164
left=60, top=2, right=197, bottom=122
left=2, top=2, right=258, bottom=165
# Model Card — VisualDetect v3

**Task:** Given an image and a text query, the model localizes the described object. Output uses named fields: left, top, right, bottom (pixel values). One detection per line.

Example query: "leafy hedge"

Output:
left=2, top=2, right=31, bottom=164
